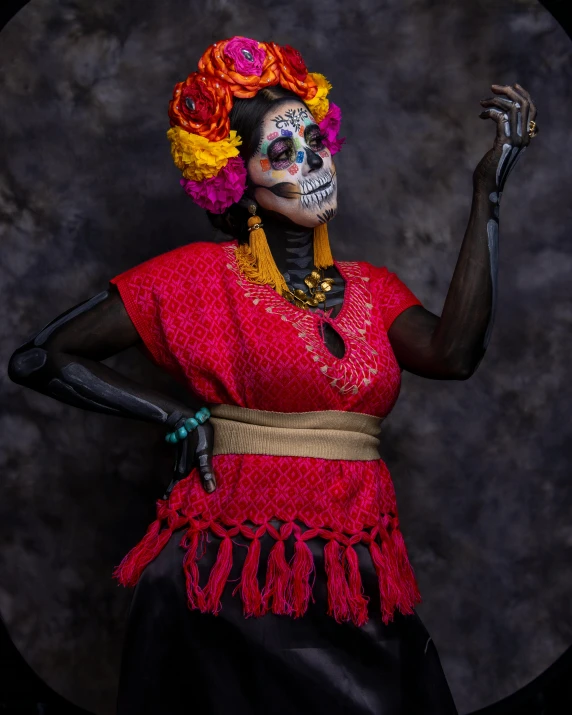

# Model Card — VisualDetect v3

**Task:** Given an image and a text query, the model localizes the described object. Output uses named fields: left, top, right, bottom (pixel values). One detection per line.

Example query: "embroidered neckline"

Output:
left=221, top=241, right=379, bottom=396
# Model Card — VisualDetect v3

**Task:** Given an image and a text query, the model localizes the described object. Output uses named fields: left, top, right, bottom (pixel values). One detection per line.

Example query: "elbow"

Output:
left=454, top=365, right=475, bottom=380
left=450, top=355, right=484, bottom=380
left=426, top=346, right=480, bottom=380
left=434, top=350, right=480, bottom=380
left=7, top=346, right=48, bottom=386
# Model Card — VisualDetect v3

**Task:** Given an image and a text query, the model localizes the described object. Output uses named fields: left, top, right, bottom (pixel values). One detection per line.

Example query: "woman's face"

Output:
left=246, top=99, right=337, bottom=228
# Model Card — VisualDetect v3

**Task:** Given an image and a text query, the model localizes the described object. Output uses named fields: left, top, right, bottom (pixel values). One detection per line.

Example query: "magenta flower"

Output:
left=224, top=36, right=266, bottom=77
left=180, top=156, right=247, bottom=214
left=319, top=102, right=346, bottom=156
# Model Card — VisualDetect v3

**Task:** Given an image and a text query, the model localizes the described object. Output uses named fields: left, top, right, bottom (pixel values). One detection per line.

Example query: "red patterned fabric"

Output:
left=110, top=239, right=424, bottom=626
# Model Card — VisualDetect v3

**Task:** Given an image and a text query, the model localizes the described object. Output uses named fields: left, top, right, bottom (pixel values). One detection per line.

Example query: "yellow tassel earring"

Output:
left=235, top=204, right=289, bottom=294
left=313, top=222, right=334, bottom=270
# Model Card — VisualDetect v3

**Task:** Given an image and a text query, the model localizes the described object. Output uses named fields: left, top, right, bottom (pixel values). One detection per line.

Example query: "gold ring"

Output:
left=528, top=120, right=538, bottom=138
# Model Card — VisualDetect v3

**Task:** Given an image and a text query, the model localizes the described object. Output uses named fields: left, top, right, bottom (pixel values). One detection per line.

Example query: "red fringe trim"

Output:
left=324, top=539, right=351, bottom=622
left=390, top=518, right=422, bottom=610
left=112, top=501, right=186, bottom=586
left=113, top=508, right=421, bottom=627
left=181, top=527, right=206, bottom=610
left=291, top=539, right=316, bottom=617
left=344, top=542, right=370, bottom=626
left=231, top=527, right=264, bottom=617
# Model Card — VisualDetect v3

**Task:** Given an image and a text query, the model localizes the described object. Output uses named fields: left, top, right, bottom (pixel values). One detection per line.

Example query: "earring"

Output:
left=235, top=203, right=289, bottom=293
left=313, top=222, right=334, bottom=270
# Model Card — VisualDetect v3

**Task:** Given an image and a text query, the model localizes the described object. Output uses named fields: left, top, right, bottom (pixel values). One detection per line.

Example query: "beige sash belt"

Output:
left=207, top=404, right=383, bottom=461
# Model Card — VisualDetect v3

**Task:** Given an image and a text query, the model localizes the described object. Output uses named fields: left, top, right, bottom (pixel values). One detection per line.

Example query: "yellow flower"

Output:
left=305, top=72, right=331, bottom=123
left=167, top=127, right=242, bottom=181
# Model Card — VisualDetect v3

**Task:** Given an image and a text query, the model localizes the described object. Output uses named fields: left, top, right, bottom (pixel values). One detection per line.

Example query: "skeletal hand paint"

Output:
left=476, top=83, right=537, bottom=193
left=476, top=83, right=537, bottom=350
left=247, top=99, right=338, bottom=228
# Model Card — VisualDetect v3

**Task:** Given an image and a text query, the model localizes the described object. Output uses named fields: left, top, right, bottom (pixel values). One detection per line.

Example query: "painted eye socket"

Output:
left=308, top=132, right=326, bottom=151
left=268, top=139, right=294, bottom=168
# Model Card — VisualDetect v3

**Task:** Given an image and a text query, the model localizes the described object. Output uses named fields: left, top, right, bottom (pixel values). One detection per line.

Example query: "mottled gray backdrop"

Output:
left=1, top=0, right=571, bottom=713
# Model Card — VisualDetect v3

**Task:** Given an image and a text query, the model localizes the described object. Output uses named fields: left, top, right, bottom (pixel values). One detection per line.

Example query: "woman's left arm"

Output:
left=387, top=83, right=537, bottom=380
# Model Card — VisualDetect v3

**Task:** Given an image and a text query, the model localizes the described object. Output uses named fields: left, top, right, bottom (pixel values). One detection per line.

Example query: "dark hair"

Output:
left=206, top=85, right=304, bottom=241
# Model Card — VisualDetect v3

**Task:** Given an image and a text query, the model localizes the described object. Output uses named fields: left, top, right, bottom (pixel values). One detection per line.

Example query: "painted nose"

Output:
left=305, top=146, right=323, bottom=171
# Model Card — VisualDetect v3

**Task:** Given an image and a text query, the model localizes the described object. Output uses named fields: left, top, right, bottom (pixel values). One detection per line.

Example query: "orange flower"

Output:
left=198, top=38, right=280, bottom=99
left=168, top=72, right=233, bottom=142
left=269, top=42, right=318, bottom=102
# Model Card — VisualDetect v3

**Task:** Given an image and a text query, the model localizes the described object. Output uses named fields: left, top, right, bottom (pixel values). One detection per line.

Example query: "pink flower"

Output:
left=319, top=102, right=346, bottom=156
left=180, top=156, right=247, bottom=214
left=224, top=36, right=266, bottom=77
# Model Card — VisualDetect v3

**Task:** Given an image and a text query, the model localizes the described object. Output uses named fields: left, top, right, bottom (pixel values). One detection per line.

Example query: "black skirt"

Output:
left=116, top=521, right=458, bottom=715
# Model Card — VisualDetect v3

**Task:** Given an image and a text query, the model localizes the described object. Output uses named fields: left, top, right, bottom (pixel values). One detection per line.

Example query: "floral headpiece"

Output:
left=167, top=36, right=345, bottom=214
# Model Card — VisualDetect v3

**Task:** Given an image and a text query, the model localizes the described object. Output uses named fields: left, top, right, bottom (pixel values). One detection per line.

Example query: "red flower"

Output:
left=269, top=42, right=317, bottom=101
left=168, top=72, right=233, bottom=142
left=181, top=83, right=213, bottom=123
left=281, top=45, right=307, bottom=80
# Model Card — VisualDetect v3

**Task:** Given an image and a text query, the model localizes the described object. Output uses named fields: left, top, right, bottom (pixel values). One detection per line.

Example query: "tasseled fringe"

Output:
left=370, top=515, right=421, bottom=624
left=181, top=528, right=206, bottom=611
left=232, top=531, right=264, bottom=617
left=369, top=538, right=399, bottom=624
left=344, top=543, right=370, bottom=626
left=324, top=539, right=351, bottom=622
left=203, top=533, right=234, bottom=615
left=113, top=515, right=420, bottom=627
left=389, top=518, right=422, bottom=609
left=322, top=540, right=370, bottom=626
left=112, top=503, right=186, bottom=586
left=291, top=539, right=316, bottom=617
left=262, top=539, right=292, bottom=614
left=261, top=521, right=294, bottom=615
left=313, top=222, right=334, bottom=270
left=235, top=216, right=290, bottom=294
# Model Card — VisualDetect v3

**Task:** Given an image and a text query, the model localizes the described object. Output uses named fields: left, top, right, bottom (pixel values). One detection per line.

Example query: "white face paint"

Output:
left=246, top=100, right=338, bottom=228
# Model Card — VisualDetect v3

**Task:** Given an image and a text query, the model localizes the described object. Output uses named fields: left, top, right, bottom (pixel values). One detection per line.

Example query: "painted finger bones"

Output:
left=479, top=83, right=537, bottom=194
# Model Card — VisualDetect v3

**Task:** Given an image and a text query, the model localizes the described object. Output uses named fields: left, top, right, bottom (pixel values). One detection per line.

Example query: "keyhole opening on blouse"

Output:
left=319, top=320, right=346, bottom=359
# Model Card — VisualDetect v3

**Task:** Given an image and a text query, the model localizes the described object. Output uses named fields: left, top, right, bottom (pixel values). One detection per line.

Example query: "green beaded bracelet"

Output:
left=165, top=407, right=211, bottom=444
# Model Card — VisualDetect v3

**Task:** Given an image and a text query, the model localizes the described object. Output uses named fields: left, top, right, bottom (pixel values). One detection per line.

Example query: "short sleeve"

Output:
left=109, top=244, right=196, bottom=379
left=375, top=266, right=423, bottom=331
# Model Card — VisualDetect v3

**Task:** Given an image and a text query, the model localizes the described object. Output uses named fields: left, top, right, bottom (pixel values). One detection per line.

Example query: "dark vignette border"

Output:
left=0, top=0, right=570, bottom=713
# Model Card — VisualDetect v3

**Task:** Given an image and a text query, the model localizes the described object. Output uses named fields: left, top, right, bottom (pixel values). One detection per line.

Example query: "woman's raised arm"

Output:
left=7, top=286, right=216, bottom=492
left=387, top=83, right=537, bottom=381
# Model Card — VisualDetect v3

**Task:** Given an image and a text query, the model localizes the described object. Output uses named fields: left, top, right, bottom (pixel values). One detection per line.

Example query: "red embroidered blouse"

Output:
left=110, top=239, right=424, bottom=626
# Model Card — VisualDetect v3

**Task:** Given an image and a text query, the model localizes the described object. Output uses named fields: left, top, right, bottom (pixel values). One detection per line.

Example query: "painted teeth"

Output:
left=304, top=176, right=331, bottom=194
left=300, top=178, right=335, bottom=209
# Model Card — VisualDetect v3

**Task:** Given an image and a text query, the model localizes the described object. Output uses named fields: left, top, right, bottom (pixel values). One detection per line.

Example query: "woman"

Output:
left=8, top=36, right=537, bottom=715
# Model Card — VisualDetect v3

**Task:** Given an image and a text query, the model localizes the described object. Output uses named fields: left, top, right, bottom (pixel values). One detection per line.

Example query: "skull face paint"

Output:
left=247, top=100, right=338, bottom=228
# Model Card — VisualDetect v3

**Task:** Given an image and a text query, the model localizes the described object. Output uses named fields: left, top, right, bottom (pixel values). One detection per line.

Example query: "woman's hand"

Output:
left=166, top=419, right=217, bottom=497
left=474, top=83, right=537, bottom=191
